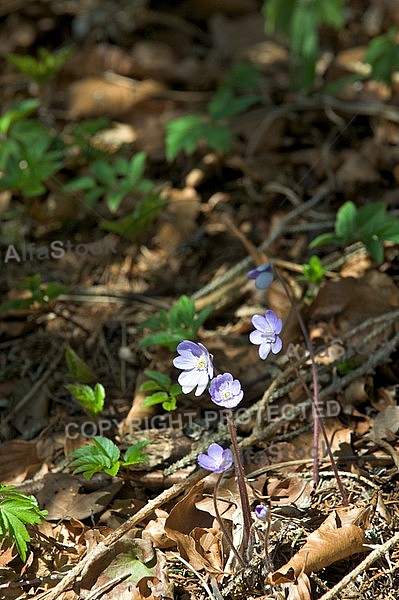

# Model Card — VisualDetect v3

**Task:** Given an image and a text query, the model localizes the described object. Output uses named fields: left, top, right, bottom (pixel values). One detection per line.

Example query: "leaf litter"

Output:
left=1, top=1, right=399, bottom=599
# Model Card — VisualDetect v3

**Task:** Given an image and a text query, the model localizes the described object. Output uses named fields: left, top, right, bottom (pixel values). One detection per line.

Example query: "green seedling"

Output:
left=165, top=63, right=260, bottom=160
left=310, top=201, right=399, bottom=264
left=65, top=345, right=96, bottom=383
left=363, top=28, right=399, bottom=86
left=0, top=101, right=64, bottom=197
left=67, top=117, right=113, bottom=162
left=298, top=255, right=326, bottom=286
left=138, top=295, right=214, bottom=351
left=101, top=191, right=163, bottom=242
left=0, top=485, right=47, bottom=561
left=263, top=0, right=344, bottom=89
left=7, top=46, right=73, bottom=86
left=65, top=382, right=105, bottom=415
left=69, top=436, right=150, bottom=479
left=0, top=274, right=66, bottom=312
left=65, top=152, right=155, bottom=213
left=140, top=369, right=182, bottom=411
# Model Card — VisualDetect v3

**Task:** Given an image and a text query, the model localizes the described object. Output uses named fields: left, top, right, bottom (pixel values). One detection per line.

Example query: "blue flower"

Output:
left=209, top=372, right=243, bottom=408
left=249, top=309, right=282, bottom=360
left=247, top=263, right=273, bottom=290
left=254, top=505, right=269, bottom=521
left=173, top=340, right=213, bottom=396
left=198, top=443, right=233, bottom=473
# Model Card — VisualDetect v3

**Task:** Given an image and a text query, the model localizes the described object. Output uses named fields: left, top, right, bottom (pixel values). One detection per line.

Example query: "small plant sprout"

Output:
left=249, top=309, right=283, bottom=360
left=173, top=341, right=214, bottom=396
left=0, top=485, right=47, bottom=561
left=299, top=255, right=326, bottom=286
left=0, top=274, right=66, bottom=312
left=65, top=382, right=105, bottom=415
left=310, top=200, right=399, bottom=264
left=138, top=295, right=214, bottom=351
left=247, top=262, right=273, bottom=290
left=69, top=436, right=150, bottom=479
left=140, top=369, right=182, bottom=412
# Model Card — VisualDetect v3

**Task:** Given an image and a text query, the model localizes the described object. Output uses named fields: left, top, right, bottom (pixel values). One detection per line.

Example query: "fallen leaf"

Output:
left=268, top=506, right=371, bottom=584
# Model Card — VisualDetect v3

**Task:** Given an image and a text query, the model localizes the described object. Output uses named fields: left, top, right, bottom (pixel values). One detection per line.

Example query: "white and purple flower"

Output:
left=249, top=309, right=283, bottom=360
left=209, top=372, right=243, bottom=409
left=198, top=443, right=234, bottom=473
left=173, top=340, right=213, bottom=396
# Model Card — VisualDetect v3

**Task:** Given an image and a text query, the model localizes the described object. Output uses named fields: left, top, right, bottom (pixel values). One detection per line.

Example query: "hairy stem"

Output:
left=226, top=409, right=252, bottom=551
left=213, top=473, right=246, bottom=568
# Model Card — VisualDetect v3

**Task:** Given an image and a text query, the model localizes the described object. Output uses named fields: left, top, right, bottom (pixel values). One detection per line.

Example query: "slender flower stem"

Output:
left=276, top=270, right=348, bottom=504
left=213, top=473, right=246, bottom=568
left=226, top=409, right=252, bottom=550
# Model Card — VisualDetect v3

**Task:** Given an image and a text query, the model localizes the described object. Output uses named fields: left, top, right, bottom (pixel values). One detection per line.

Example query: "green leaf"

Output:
left=0, top=99, right=40, bottom=135
left=122, top=440, right=151, bottom=465
left=0, top=485, right=47, bottom=561
left=69, top=436, right=120, bottom=479
left=143, top=369, right=171, bottom=388
left=65, top=383, right=104, bottom=414
left=165, top=115, right=205, bottom=160
left=335, top=201, right=358, bottom=241
left=65, top=345, right=96, bottom=383
left=201, top=123, right=231, bottom=154
left=208, top=87, right=259, bottom=120
left=162, top=397, right=177, bottom=411
left=140, top=381, right=162, bottom=392
left=363, top=237, right=384, bottom=264
left=102, top=193, right=163, bottom=241
left=64, top=176, right=96, bottom=192
left=128, top=152, right=147, bottom=182
left=364, top=28, right=399, bottom=86
left=137, top=332, right=185, bottom=350
left=91, top=161, right=115, bottom=186
left=194, top=304, right=214, bottom=329
left=142, top=391, right=169, bottom=407
left=309, top=232, right=340, bottom=248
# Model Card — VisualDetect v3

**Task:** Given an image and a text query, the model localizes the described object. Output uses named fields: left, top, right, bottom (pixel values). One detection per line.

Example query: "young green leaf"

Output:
left=65, top=345, right=96, bottom=383
left=65, top=383, right=105, bottom=414
left=143, top=369, right=172, bottom=388
left=122, top=440, right=151, bottom=466
left=69, top=436, right=120, bottom=479
left=335, top=201, right=358, bottom=241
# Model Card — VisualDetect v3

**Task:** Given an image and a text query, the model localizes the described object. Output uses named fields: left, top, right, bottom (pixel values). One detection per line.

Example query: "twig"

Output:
left=41, top=469, right=206, bottom=599
left=318, top=531, right=399, bottom=600
left=170, top=552, right=219, bottom=600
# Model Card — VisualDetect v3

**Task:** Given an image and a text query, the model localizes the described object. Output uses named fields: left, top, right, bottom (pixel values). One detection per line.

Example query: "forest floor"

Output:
left=1, top=1, right=399, bottom=599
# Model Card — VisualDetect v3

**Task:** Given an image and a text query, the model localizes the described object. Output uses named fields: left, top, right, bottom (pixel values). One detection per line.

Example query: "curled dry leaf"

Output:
left=164, top=482, right=224, bottom=572
left=268, top=506, right=371, bottom=584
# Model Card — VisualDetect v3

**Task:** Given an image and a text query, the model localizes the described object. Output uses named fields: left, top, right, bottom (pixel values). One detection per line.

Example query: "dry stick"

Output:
left=318, top=531, right=399, bottom=600
left=42, top=469, right=206, bottom=599
left=276, top=270, right=347, bottom=502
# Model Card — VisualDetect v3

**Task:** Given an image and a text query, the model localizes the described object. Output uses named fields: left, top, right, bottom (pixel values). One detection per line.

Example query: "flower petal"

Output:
left=249, top=330, right=264, bottom=344
left=251, top=314, right=267, bottom=331
left=259, top=342, right=271, bottom=360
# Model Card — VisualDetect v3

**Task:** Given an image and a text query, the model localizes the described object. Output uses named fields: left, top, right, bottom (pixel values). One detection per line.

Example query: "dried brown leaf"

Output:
left=268, top=506, right=371, bottom=584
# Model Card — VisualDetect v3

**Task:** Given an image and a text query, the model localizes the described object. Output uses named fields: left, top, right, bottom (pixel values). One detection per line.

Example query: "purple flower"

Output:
left=173, top=340, right=213, bottom=396
left=198, top=443, right=233, bottom=473
left=249, top=309, right=282, bottom=360
left=247, top=263, right=273, bottom=290
left=254, top=505, right=269, bottom=521
left=209, top=372, right=243, bottom=408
